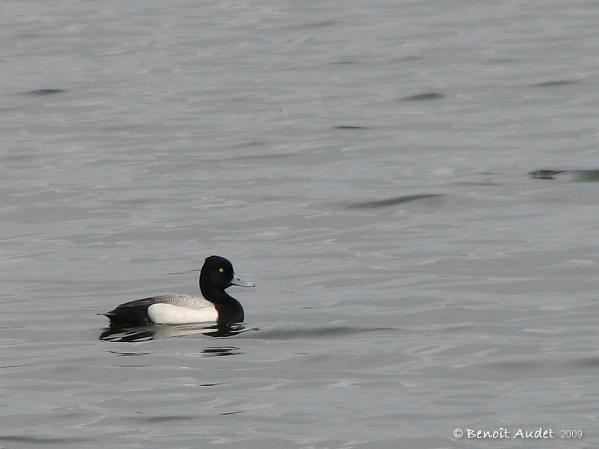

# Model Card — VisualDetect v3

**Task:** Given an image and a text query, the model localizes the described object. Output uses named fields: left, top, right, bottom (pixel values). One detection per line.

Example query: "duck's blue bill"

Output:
left=231, top=274, right=255, bottom=287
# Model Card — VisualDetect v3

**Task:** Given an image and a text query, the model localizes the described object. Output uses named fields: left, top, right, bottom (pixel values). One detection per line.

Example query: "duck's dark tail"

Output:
left=100, top=298, right=159, bottom=328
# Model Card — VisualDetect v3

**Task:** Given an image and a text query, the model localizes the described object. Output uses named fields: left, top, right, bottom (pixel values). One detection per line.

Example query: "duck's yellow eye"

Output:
left=218, top=267, right=224, bottom=273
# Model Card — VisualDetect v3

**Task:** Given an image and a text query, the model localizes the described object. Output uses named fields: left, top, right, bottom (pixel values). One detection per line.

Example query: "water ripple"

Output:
left=400, top=92, right=444, bottom=101
left=346, top=194, right=446, bottom=209
left=20, top=89, right=67, bottom=96
left=0, top=435, right=89, bottom=445
left=241, top=325, right=402, bottom=340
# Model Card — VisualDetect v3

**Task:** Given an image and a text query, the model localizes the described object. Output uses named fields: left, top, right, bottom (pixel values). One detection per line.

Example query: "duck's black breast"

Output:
left=104, top=297, right=158, bottom=327
left=212, top=298, right=244, bottom=324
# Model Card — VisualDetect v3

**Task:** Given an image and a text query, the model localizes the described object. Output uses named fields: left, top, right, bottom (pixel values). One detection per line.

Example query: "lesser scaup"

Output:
left=103, top=255, right=254, bottom=327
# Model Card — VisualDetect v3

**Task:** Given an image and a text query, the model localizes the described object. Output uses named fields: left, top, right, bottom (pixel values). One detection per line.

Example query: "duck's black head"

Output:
left=200, top=255, right=254, bottom=301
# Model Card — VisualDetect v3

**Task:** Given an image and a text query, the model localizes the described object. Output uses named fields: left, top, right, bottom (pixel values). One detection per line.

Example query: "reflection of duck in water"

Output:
left=99, top=322, right=248, bottom=342
left=102, top=256, right=254, bottom=328
left=529, top=169, right=599, bottom=182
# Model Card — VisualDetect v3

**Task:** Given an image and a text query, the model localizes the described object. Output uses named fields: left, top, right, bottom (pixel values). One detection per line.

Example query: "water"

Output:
left=2, top=0, right=599, bottom=447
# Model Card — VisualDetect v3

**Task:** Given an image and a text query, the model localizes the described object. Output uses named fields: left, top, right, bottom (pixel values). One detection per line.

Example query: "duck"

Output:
left=103, top=255, right=254, bottom=328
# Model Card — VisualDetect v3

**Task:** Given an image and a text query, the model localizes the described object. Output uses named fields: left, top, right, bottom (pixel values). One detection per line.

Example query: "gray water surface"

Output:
left=2, top=1, right=599, bottom=448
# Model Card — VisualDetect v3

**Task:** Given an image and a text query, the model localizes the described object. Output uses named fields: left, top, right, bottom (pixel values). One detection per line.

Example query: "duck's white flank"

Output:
left=147, top=303, right=218, bottom=324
